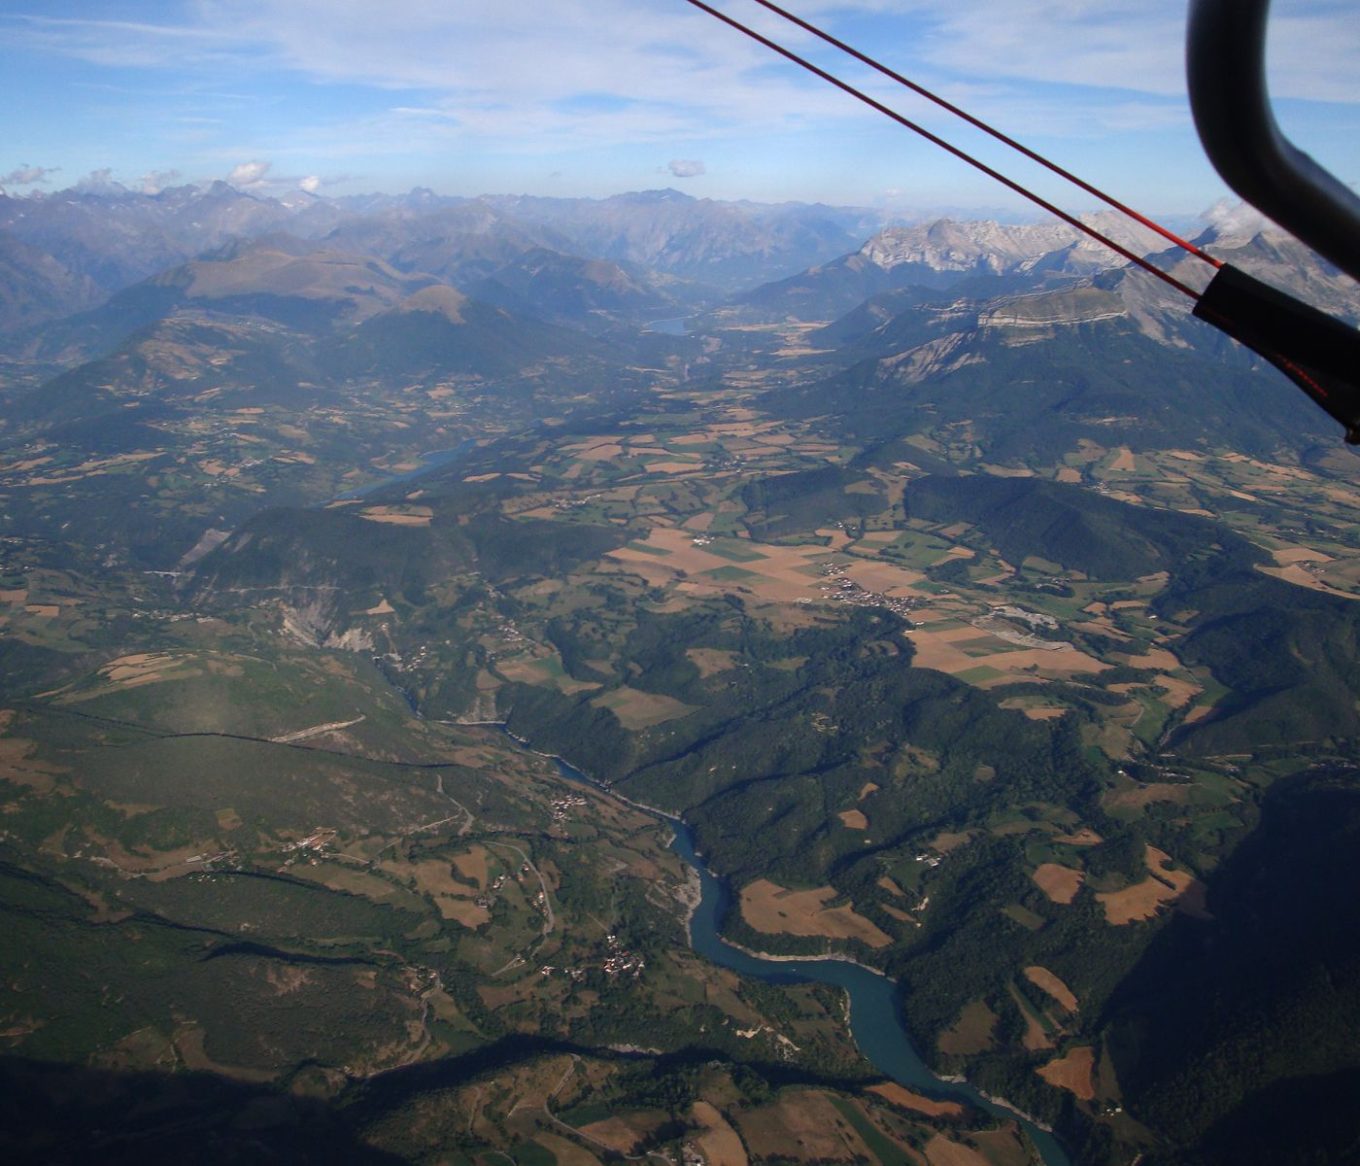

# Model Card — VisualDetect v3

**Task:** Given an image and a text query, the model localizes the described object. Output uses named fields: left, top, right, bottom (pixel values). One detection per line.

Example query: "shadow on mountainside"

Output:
left=1101, top=764, right=1360, bottom=1166
left=0, top=1055, right=404, bottom=1166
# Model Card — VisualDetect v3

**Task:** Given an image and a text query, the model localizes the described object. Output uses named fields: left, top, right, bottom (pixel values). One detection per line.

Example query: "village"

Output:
left=815, top=560, right=924, bottom=619
left=540, top=931, right=646, bottom=983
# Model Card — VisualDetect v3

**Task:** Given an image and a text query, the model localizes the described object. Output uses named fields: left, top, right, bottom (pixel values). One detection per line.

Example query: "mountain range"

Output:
left=0, top=182, right=891, bottom=341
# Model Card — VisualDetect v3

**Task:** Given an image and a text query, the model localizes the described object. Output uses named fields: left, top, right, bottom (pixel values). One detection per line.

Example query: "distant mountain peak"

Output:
left=619, top=188, right=695, bottom=204
left=860, top=219, right=1084, bottom=274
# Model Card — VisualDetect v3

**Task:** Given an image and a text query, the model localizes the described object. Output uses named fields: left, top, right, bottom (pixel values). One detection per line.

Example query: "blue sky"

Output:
left=1, top=0, right=1356, bottom=218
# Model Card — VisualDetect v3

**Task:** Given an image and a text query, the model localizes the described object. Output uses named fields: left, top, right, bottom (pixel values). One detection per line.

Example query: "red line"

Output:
left=680, top=0, right=1200, bottom=299
left=749, top=0, right=1221, bottom=270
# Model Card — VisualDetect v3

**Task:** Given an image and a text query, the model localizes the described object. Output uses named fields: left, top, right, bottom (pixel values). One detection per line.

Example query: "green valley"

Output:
left=2, top=182, right=1358, bottom=1166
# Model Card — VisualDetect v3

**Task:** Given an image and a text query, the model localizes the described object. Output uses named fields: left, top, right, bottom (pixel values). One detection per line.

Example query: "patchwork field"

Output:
left=686, top=647, right=740, bottom=677
left=866, top=1081, right=966, bottom=1118
left=689, top=1100, right=749, bottom=1166
left=578, top=1114, right=657, bottom=1153
left=1024, top=966, right=1079, bottom=1013
left=1037, top=1045, right=1096, bottom=1101
left=739, top=879, right=892, bottom=948
left=604, top=521, right=946, bottom=608
left=1031, top=863, right=1085, bottom=905
left=590, top=685, right=698, bottom=729
left=496, top=652, right=602, bottom=695
left=732, top=1090, right=877, bottom=1162
left=937, top=1000, right=998, bottom=1056
left=1096, top=845, right=1207, bottom=925
left=907, top=616, right=1107, bottom=687
left=924, top=1133, right=992, bottom=1166
left=358, top=504, right=433, bottom=526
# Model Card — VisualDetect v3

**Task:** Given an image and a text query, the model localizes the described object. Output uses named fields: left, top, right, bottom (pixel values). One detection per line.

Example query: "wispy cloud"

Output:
left=1, top=163, right=60, bottom=186
left=875, top=0, right=1359, bottom=102
left=8, top=3, right=1353, bottom=140
left=0, top=1, right=1353, bottom=207
left=3, top=11, right=243, bottom=70
left=667, top=159, right=706, bottom=178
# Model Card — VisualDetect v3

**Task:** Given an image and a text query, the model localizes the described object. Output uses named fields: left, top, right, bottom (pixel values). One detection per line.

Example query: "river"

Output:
left=332, top=438, right=478, bottom=501
left=644, top=316, right=693, bottom=336
left=526, top=746, right=1071, bottom=1166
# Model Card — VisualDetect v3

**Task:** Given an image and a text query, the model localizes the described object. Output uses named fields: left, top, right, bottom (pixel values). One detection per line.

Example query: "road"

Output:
left=487, top=838, right=554, bottom=975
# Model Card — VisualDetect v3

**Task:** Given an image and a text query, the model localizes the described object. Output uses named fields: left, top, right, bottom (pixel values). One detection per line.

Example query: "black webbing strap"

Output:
left=1193, top=264, right=1360, bottom=443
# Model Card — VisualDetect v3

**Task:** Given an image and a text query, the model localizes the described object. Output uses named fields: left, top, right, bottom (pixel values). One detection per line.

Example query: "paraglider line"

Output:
left=747, top=0, right=1222, bottom=270
left=681, top=0, right=1203, bottom=300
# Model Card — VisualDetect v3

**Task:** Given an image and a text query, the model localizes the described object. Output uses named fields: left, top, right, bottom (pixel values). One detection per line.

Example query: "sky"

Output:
left=1, top=0, right=1357, bottom=218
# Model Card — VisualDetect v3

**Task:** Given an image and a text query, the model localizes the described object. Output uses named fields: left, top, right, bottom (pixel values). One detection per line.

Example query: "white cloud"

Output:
left=1202, top=198, right=1274, bottom=238
left=668, top=159, right=706, bottom=178
left=75, top=168, right=124, bottom=192
left=0, top=163, right=59, bottom=185
left=139, top=168, right=182, bottom=193
left=228, top=159, right=271, bottom=187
